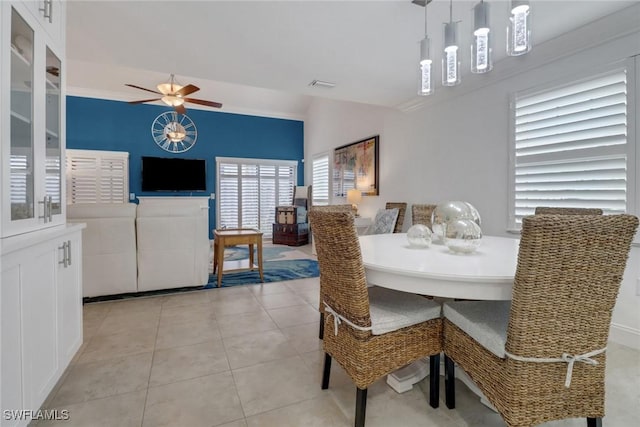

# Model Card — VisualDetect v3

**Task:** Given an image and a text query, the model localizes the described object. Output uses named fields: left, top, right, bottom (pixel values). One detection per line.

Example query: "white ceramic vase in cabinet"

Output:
left=1, top=0, right=66, bottom=238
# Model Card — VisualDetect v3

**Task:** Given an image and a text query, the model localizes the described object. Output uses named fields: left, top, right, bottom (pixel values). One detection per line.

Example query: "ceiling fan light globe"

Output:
left=161, top=95, right=185, bottom=107
left=157, top=82, right=184, bottom=95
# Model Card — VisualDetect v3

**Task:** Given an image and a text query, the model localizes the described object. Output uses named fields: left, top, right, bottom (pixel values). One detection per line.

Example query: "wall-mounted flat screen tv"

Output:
left=141, top=156, right=206, bottom=192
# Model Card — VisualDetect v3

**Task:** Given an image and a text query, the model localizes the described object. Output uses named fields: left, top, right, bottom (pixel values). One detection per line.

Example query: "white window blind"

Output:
left=312, top=154, right=329, bottom=206
left=66, top=149, right=129, bottom=204
left=511, top=69, right=629, bottom=227
left=10, top=154, right=29, bottom=204
left=217, top=157, right=297, bottom=236
left=45, top=157, right=61, bottom=204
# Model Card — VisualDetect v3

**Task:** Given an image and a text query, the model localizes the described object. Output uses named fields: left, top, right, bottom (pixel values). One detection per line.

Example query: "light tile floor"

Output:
left=35, top=277, right=640, bottom=427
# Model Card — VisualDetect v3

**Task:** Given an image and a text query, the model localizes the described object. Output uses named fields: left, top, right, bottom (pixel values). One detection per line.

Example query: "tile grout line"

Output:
left=140, top=303, right=163, bottom=427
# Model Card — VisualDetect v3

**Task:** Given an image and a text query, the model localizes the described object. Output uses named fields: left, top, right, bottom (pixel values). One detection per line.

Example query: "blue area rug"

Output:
left=206, top=258, right=319, bottom=288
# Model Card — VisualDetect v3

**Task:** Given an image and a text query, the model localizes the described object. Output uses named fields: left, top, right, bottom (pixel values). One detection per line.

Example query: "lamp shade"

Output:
left=347, top=189, right=362, bottom=204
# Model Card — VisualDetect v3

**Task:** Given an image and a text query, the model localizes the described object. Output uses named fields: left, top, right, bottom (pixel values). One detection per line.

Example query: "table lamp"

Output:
left=347, top=188, right=362, bottom=217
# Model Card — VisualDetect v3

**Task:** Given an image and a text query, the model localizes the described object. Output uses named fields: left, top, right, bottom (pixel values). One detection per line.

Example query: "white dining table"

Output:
left=358, top=233, right=520, bottom=300
left=358, top=232, right=520, bottom=402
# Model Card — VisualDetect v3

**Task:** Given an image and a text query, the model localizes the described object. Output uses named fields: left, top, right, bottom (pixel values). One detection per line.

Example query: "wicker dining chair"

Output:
left=442, top=214, right=638, bottom=427
left=385, top=202, right=407, bottom=233
left=309, top=210, right=443, bottom=427
left=412, top=204, right=437, bottom=229
left=535, top=207, right=603, bottom=215
left=310, top=205, right=356, bottom=339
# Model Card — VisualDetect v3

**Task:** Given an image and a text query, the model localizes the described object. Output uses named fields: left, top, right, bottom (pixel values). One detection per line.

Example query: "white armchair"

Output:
left=67, top=203, right=138, bottom=297
left=135, top=201, right=209, bottom=292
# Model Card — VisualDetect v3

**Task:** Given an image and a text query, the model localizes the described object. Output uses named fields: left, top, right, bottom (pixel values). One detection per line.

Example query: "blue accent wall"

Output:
left=66, top=96, right=304, bottom=238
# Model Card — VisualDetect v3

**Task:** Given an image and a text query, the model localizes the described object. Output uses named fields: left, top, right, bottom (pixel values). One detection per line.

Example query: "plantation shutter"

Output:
left=511, top=69, right=628, bottom=227
left=312, top=154, right=329, bottom=206
left=66, top=149, right=129, bottom=204
left=10, top=154, right=29, bottom=204
left=216, top=157, right=297, bottom=236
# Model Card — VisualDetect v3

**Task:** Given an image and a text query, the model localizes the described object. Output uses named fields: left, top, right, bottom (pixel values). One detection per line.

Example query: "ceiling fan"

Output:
left=125, top=74, right=222, bottom=114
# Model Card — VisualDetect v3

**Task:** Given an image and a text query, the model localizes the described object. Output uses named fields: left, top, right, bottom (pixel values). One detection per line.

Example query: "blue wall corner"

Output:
left=66, top=96, right=304, bottom=238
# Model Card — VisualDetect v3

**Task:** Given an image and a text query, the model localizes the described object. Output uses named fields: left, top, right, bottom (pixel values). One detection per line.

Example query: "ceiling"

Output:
left=66, top=0, right=636, bottom=117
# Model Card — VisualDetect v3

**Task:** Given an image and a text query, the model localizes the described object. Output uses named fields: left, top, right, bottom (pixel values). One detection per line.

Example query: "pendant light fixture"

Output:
left=418, top=0, right=433, bottom=96
left=507, top=0, right=532, bottom=56
left=442, top=0, right=460, bottom=86
left=471, top=0, right=492, bottom=73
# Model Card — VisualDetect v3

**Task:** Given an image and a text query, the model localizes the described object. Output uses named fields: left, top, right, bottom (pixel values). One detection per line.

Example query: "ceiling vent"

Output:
left=308, top=80, right=336, bottom=89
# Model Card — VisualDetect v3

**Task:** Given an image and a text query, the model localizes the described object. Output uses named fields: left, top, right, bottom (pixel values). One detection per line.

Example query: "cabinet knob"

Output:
left=58, top=241, right=68, bottom=267
left=39, top=0, right=53, bottom=23
left=39, top=196, right=49, bottom=223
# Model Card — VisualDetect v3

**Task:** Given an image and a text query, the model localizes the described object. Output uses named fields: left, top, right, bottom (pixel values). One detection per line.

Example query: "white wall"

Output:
left=305, top=4, right=640, bottom=348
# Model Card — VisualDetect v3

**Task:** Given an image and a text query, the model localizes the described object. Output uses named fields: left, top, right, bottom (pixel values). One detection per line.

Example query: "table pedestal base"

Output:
left=386, top=358, right=497, bottom=412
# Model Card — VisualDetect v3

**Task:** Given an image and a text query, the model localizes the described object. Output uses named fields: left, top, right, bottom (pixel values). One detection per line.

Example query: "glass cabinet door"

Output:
left=10, top=7, right=35, bottom=221
left=45, top=46, right=61, bottom=216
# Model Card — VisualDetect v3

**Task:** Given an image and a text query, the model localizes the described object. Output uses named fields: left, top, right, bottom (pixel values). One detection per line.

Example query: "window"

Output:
left=312, top=154, right=329, bottom=206
left=66, top=149, right=129, bottom=204
left=509, top=66, right=633, bottom=229
left=216, top=157, right=297, bottom=236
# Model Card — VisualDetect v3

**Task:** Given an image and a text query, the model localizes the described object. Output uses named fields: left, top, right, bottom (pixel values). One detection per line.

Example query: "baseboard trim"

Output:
left=609, top=323, right=640, bottom=350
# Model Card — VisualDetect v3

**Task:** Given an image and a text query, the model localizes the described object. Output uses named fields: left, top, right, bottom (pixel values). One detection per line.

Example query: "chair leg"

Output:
left=319, top=312, right=324, bottom=339
left=321, top=353, right=332, bottom=390
left=444, top=354, right=455, bottom=409
left=355, top=387, right=368, bottom=427
left=587, top=418, right=602, bottom=427
left=429, top=353, right=440, bottom=408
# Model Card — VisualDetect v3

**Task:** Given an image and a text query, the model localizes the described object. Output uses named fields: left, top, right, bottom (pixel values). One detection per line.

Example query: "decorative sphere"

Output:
left=431, top=201, right=482, bottom=243
left=407, top=224, right=432, bottom=248
left=444, top=219, right=483, bottom=254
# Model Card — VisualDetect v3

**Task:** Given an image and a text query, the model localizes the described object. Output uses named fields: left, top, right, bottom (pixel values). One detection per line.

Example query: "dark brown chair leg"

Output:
left=587, top=418, right=602, bottom=427
left=321, top=353, right=331, bottom=389
left=355, top=387, right=367, bottom=427
left=429, top=354, right=440, bottom=408
left=319, top=312, right=324, bottom=339
left=444, top=354, right=455, bottom=409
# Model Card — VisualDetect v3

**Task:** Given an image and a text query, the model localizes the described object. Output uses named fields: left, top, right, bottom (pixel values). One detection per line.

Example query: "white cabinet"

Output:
left=22, top=0, right=64, bottom=45
left=1, top=0, right=66, bottom=238
left=56, top=233, right=83, bottom=368
left=1, top=225, right=83, bottom=427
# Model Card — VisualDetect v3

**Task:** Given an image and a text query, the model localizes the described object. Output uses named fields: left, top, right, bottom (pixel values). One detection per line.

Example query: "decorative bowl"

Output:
left=407, top=224, right=432, bottom=248
left=443, top=218, right=483, bottom=254
left=431, top=201, right=481, bottom=243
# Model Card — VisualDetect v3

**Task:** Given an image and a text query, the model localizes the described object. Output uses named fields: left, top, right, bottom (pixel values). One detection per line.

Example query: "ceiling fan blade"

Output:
left=184, top=98, right=223, bottom=108
left=175, top=104, right=187, bottom=115
left=175, top=84, right=199, bottom=97
left=129, top=98, right=161, bottom=104
left=46, top=66, right=59, bottom=76
left=125, top=84, right=162, bottom=95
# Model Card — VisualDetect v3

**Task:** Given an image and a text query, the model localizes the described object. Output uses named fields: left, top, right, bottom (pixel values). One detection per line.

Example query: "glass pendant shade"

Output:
left=161, top=95, right=185, bottom=107
left=471, top=1, right=492, bottom=73
left=507, top=0, right=531, bottom=56
left=442, top=22, right=461, bottom=86
left=418, top=37, right=433, bottom=96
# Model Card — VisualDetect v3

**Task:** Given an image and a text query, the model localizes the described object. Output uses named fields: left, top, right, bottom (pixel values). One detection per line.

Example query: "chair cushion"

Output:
left=368, top=286, right=441, bottom=335
left=443, top=300, right=510, bottom=358
left=366, top=208, right=399, bottom=235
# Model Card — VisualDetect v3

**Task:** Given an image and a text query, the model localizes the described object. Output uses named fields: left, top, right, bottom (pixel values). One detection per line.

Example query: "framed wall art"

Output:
left=333, top=135, right=379, bottom=197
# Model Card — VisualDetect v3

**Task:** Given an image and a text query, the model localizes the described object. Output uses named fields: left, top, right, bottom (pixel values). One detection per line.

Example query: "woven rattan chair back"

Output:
left=310, top=204, right=353, bottom=213
left=508, top=214, right=637, bottom=357
left=412, top=204, right=437, bottom=229
left=309, top=210, right=372, bottom=335
left=385, top=202, right=407, bottom=233
left=534, top=207, right=603, bottom=215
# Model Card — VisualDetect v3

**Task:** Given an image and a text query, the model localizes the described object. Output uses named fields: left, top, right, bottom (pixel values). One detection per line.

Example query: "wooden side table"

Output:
left=213, top=228, right=264, bottom=287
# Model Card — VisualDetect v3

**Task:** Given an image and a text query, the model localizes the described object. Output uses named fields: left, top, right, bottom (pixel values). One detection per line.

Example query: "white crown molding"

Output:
left=396, top=3, right=640, bottom=113
left=66, top=86, right=307, bottom=122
